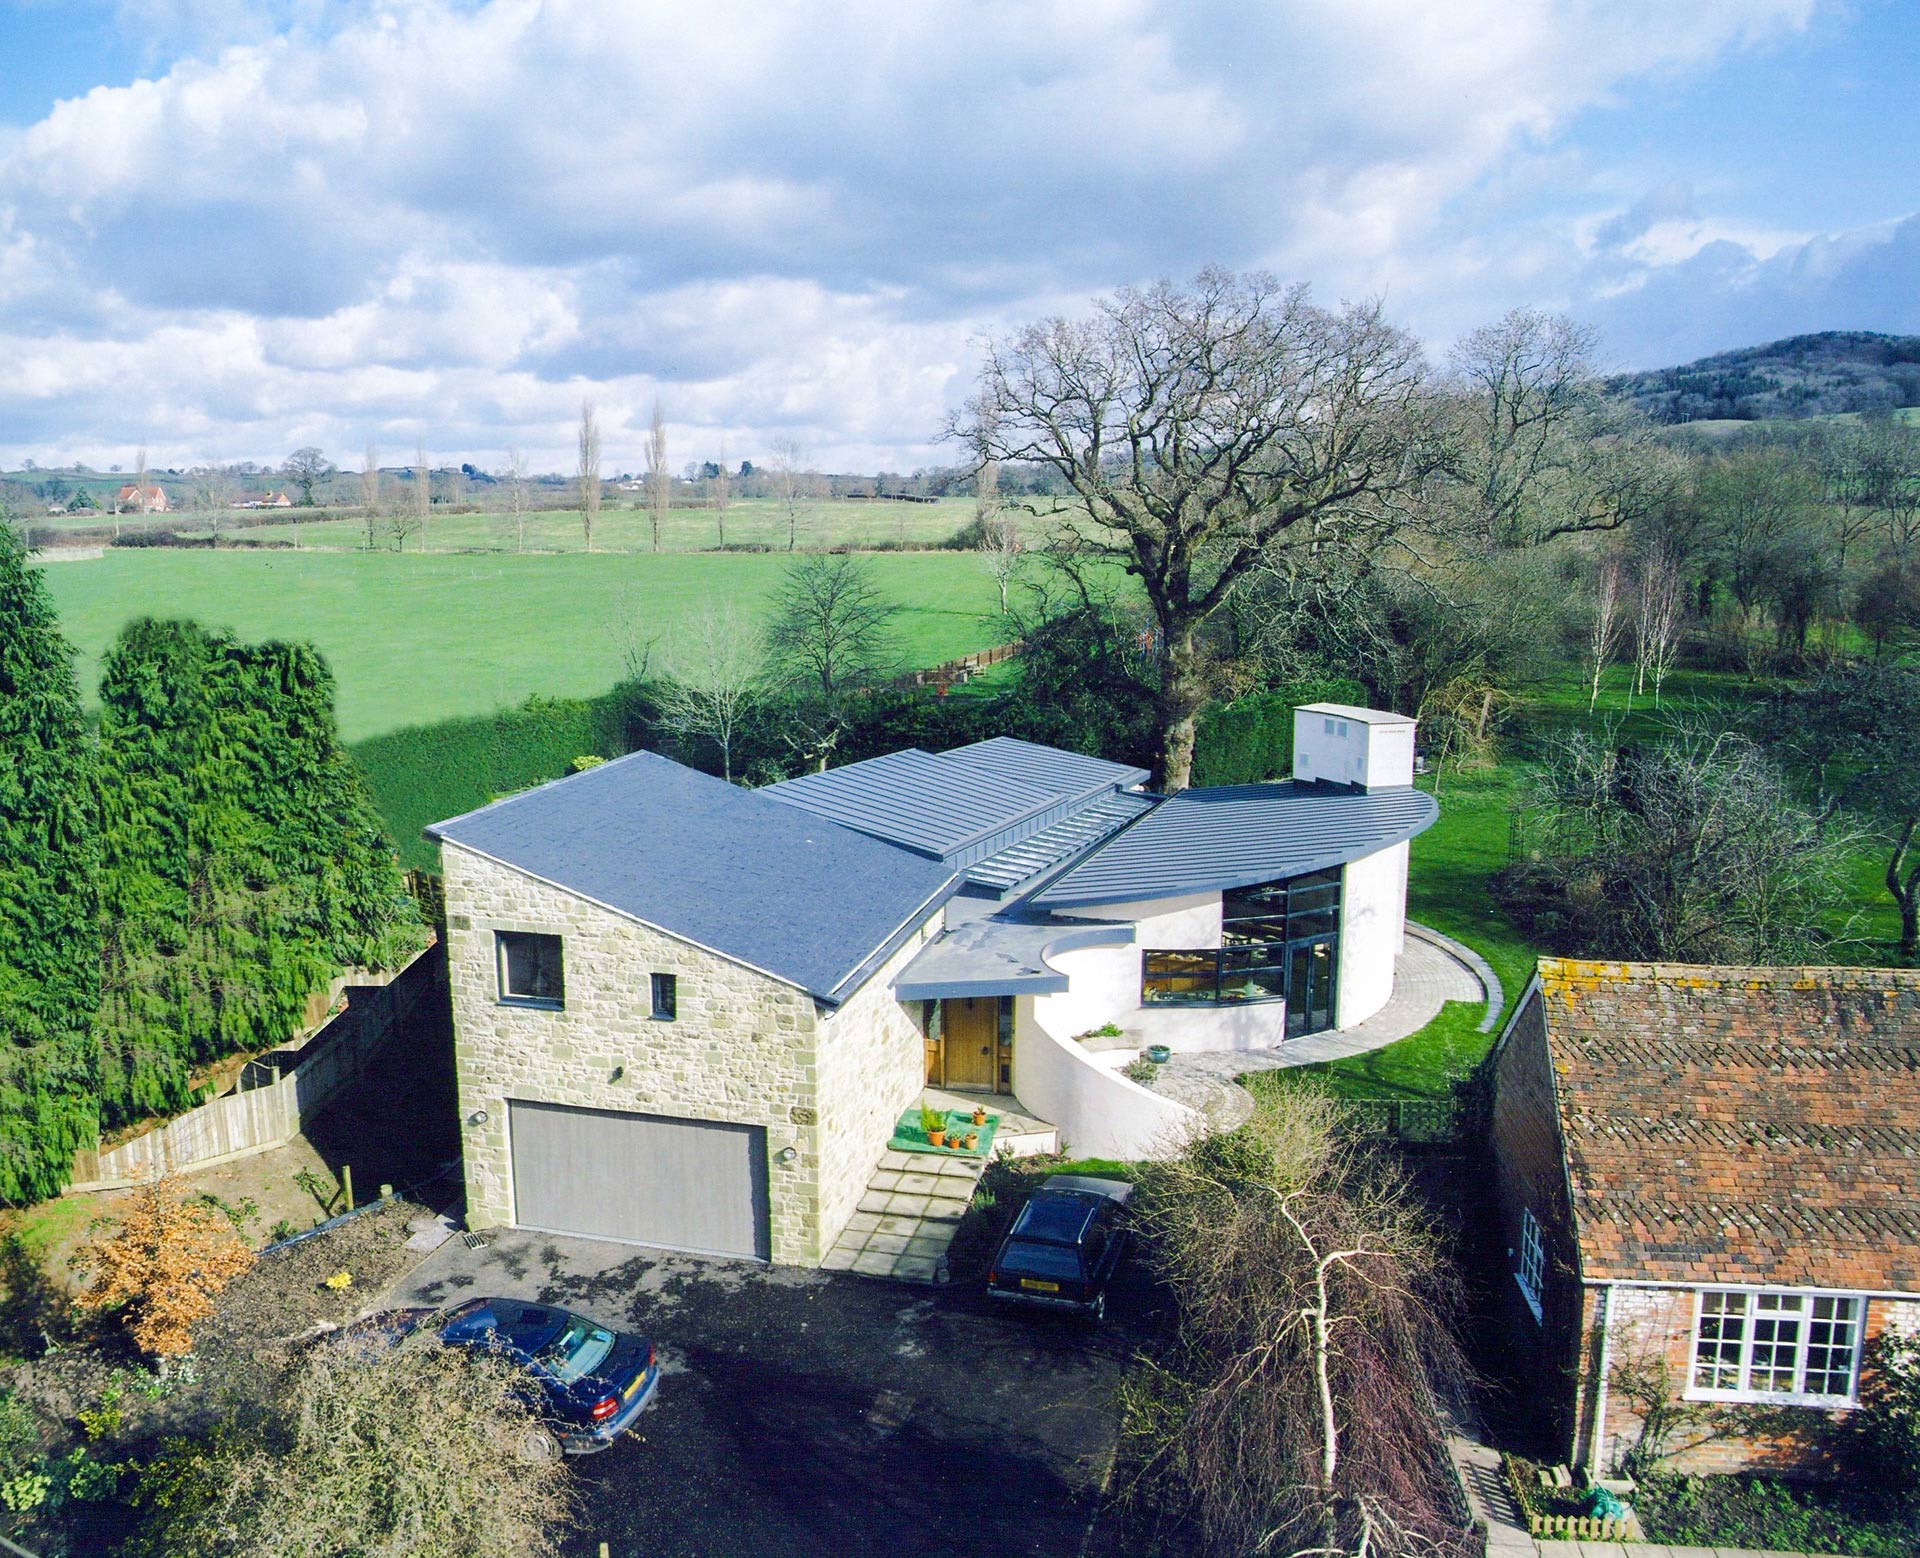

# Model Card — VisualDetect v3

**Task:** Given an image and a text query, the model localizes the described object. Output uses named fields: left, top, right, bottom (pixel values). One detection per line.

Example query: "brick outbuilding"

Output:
left=1487, top=959, right=1920, bottom=1476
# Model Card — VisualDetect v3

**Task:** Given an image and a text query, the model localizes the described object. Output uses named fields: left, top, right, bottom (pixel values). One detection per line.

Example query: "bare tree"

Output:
left=767, top=551, right=899, bottom=768
left=769, top=438, right=811, bottom=552
left=1120, top=1099, right=1468, bottom=1558
left=647, top=401, right=670, bottom=553
left=654, top=602, right=768, bottom=782
left=577, top=400, right=602, bottom=552
left=413, top=441, right=432, bottom=551
left=1863, top=421, right=1920, bottom=558
left=283, top=445, right=334, bottom=508
left=963, top=268, right=1436, bottom=790
left=360, top=442, right=381, bottom=550
left=1587, top=552, right=1625, bottom=712
left=1631, top=543, right=1684, bottom=706
left=1441, top=309, right=1677, bottom=551
left=712, top=439, right=730, bottom=548
left=977, top=515, right=1025, bottom=616
left=191, top=459, right=239, bottom=541
left=445, top=464, right=466, bottom=510
left=504, top=446, right=531, bottom=553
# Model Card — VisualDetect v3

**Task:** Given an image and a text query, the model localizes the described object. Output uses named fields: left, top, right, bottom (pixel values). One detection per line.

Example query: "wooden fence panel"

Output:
left=67, top=944, right=444, bottom=1193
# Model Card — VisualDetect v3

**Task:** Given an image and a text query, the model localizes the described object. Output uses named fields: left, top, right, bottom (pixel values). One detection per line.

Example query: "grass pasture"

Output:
left=39, top=547, right=1018, bottom=742
left=39, top=494, right=1074, bottom=555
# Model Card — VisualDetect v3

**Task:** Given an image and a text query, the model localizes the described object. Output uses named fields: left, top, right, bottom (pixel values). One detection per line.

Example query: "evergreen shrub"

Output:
left=1191, top=679, right=1367, bottom=787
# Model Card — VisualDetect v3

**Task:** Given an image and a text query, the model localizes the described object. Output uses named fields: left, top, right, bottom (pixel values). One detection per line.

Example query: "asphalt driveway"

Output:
left=393, top=1229, right=1148, bottom=1558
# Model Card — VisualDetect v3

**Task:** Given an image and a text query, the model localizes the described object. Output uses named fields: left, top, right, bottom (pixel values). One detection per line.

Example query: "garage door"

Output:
left=508, top=1100, right=771, bottom=1261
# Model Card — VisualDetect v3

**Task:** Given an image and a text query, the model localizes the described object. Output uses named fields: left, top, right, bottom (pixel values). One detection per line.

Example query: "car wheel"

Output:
left=517, top=1423, right=565, bottom=1463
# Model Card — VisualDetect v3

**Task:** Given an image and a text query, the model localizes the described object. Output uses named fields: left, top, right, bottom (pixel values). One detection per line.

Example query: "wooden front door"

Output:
left=943, top=997, right=999, bottom=1091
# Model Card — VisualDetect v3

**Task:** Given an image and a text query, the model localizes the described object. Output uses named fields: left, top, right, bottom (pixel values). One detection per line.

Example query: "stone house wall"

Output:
left=1573, top=1287, right=1920, bottom=1477
left=814, top=920, right=940, bottom=1251
left=441, top=842, right=826, bottom=1265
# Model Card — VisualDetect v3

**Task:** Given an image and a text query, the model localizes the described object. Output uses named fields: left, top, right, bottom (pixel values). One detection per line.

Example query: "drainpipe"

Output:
left=1587, top=1282, right=1615, bottom=1478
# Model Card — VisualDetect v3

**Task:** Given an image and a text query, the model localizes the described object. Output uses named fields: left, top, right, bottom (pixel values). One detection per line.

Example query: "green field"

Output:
left=29, top=494, right=1075, bottom=555
left=39, top=548, right=1017, bottom=742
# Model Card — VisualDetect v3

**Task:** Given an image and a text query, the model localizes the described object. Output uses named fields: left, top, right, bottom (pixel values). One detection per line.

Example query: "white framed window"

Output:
left=496, top=930, right=564, bottom=1008
left=1515, top=1207, right=1545, bottom=1322
left=1688, top=1288, right=1864, bottom=1406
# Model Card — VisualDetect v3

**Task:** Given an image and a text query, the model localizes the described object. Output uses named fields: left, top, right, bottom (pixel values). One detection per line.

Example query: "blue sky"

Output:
left=0, top=0, right=1914, bottom=470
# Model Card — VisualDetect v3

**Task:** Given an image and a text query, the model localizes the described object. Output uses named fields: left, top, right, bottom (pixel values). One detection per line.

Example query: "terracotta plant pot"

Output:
left=971, top=1108, right=987, bottom=1126
left=964, top=1133, right=979, bottom=1150
left=927, top=1129, right=946, bottom=1148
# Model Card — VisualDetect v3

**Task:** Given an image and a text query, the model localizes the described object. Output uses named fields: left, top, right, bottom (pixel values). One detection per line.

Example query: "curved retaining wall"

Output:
left=1013, top=945, right=1196, bottom=1160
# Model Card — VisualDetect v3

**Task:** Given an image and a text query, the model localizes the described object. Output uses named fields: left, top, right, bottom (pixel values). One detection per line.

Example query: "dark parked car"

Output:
left=328, top=1297, right=659, bottom=1456
left=987, top=1175, right=1133, bottom=1321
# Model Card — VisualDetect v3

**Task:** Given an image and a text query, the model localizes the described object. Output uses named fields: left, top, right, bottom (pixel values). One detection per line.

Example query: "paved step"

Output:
left=822, top=1148, right=987, bottom=1284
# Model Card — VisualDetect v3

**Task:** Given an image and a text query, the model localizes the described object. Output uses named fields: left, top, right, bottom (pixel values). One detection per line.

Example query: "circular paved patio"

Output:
left=1152, top=926, right=1498, bottom=1129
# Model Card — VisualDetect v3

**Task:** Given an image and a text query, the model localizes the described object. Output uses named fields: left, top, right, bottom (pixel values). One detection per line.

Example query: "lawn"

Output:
left=39, top=547, right=1019, bottom=742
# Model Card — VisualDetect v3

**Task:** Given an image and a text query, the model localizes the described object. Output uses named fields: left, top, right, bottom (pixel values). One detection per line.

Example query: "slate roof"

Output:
left=1031, top=781, right=1436, bottom=908
left=1532, top=959, right=1920, bottom=1292
left=425, top=751, right=958, bottom=1004
left=763, top=737, right=1148, bottom=867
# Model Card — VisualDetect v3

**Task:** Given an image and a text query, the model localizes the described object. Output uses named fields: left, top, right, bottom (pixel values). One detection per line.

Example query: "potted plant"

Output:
left=1145, top=1044, right=1172, bottom=1065
left=920, top=1101, right=946, bottom=1148
left=971, top=1105, right=987, bottom=1126
left=963, top=1130, right=979, bottom=1151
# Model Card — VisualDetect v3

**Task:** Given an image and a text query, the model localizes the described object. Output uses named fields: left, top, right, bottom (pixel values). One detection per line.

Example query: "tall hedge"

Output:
left=0, top=531, right=101, bottom=1201
left=93, top=620, right=424, bottom=1125
left=1191, top=679, right=1368, bottom=788
left=353, top=689, right=643, bottom=873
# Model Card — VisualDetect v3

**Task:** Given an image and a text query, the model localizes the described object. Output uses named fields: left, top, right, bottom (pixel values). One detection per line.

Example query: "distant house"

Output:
left=1488, top=959, right=1920, bottom=1477
left=237, top=490, right=294, bottom=509
left=114, top=483, right=168, bottom=513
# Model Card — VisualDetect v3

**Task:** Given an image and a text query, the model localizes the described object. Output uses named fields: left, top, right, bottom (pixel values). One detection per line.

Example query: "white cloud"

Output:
left=0, top=0, right=1839, bottom=468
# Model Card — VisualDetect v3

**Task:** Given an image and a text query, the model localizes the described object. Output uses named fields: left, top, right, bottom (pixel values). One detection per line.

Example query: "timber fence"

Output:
left=67, top=943, right=447, bottom=1193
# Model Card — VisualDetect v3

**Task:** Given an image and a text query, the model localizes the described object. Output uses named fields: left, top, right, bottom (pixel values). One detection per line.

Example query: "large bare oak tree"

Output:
left=961, top=268, right=1433, bottom=789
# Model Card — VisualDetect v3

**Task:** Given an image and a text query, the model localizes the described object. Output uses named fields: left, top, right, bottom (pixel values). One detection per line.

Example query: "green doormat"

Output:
left=889, top=1107, right=1000, bottom=1158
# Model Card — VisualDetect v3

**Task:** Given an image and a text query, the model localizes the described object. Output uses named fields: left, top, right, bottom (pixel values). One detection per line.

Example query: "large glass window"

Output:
left=1689, top=1289, right=1862, bottom=1405
left=1142, top=869, right=1342, bottom=1033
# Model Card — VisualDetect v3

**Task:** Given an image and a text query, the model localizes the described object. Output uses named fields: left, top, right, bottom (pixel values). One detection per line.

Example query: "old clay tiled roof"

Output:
left=1536, top=959, right=1920, bottom=1293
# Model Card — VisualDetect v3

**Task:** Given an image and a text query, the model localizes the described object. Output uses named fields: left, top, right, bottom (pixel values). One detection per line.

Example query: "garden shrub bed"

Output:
left=1633, top=1472, right=1919, bottom=1558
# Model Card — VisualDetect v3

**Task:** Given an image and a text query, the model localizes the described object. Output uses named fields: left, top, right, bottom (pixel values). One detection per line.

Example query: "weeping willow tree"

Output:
left=0, top=529, right=101, bottom=1201
left=94, top=620, right=424, bottom=1126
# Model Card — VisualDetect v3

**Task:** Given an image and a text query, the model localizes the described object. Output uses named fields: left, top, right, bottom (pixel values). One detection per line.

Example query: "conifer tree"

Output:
left=0, top=529, right=100, bottom=1201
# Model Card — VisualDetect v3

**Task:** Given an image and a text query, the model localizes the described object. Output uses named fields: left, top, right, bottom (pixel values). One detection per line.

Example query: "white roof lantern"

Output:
left=1292, top=703, right=1416, bottom=791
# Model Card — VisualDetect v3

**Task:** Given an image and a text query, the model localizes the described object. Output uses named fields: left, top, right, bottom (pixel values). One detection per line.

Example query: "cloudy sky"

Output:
left=1, top=0, right=1915, bottom=474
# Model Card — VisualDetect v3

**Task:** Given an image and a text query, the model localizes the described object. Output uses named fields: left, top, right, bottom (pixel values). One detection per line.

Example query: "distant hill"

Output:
left=1606, top=331, right=1920, bottom=424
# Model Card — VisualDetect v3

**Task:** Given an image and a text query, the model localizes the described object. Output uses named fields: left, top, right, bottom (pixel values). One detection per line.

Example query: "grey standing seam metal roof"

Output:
left=1031, top=781, right=1438, bottom=908
left=425, top=751, right=958, bottom=1004
left=965, top=790, right=1159, bottom=891
left=763, top=737, right=1150, bottom=866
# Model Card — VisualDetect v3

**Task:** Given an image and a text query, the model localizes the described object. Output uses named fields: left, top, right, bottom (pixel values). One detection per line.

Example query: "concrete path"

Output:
left=1156, top=924, right=1492, bottom=1095
left=821, top=1146, right=984, bottom=1284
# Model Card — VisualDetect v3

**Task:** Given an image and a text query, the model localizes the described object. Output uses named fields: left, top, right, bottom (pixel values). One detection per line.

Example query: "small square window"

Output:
left=497, top=931, right=563, bottom=1007
left=650, top=972, right=677, bottom=1021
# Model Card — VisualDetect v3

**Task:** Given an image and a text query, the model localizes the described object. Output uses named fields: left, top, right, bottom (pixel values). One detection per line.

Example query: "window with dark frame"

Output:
left=650, top=972, right=677, bottom=1021
left=496, top=931, right=564, bottom=1007
left=1140, top=868, right=1342, bottom=1034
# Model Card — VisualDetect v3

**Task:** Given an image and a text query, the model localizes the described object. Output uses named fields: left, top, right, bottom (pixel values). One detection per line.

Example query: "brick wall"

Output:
left=1488, top=983, right=1586, bottom=1455
left=1578, top=1287, right=1920, bottom=1476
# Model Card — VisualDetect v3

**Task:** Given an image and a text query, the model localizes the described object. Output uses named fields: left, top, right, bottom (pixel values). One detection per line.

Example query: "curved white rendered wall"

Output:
left=1336, top=840, right=1409, bottom=1029
left=1015, top=944, right=1196, bottom=1160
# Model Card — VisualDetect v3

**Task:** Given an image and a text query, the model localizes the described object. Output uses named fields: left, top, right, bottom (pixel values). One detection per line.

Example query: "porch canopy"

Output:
left=894, top=906, right=1133, bottom=1000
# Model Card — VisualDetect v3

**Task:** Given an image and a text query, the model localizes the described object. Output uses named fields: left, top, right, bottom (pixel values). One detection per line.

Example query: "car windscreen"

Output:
left=532, top=1314, right=617, bottom=1384
left=996, top=1238, right=1083, bottom=1283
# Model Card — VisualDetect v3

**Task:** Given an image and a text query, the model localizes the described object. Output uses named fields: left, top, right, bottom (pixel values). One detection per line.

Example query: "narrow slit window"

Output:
left=650, top=972, right=677, bottom=1021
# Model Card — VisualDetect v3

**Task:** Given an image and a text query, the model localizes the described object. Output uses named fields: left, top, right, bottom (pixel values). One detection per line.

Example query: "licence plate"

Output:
left=1019, top=1278, right=1059, bottom=1293
left=623, top=1369, right=648, bottom=1400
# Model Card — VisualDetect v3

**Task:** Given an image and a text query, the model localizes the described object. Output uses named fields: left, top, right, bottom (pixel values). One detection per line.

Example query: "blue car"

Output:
left=335, top=1297, right=660, bottom=1457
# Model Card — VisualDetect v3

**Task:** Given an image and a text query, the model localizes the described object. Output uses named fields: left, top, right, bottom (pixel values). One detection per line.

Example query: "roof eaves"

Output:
left=821, top=872, right=965, bottom=1006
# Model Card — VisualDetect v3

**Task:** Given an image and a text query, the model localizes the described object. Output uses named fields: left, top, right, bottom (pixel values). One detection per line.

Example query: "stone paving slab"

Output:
left=824, top=1130, right=992, bottom=1285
